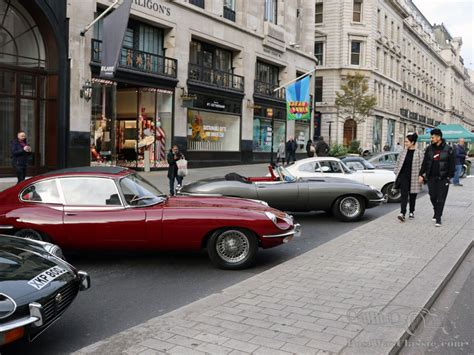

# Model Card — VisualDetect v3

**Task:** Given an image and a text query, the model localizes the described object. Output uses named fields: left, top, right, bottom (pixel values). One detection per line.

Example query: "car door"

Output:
left=59, top=177, right=147, bottom=249
left=255, top=181, right=301, bottom=211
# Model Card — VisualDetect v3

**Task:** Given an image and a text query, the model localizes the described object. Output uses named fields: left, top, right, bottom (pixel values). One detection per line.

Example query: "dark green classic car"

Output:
left=0, top=235, right=90, bottom=347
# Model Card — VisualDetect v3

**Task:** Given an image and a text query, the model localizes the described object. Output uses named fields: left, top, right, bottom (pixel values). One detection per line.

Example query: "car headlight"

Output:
left=249, top=199, right=269, bottom=207
left=0, top=294, right=17, bottom=319
left=368, top=185, right=377, bottom=191
left=264, top=212, right=292, bottom=230
left=264, top=211, right=277, bottom=224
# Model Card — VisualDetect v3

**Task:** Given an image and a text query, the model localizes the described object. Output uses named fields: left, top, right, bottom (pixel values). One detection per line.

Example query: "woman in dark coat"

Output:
left=167, top=144, right=184, bottom=195
left=306, top=139, right=315, bottom=157
left=10, top=131, right=32, bottom=183
left=393, top=133, right=423, bottom=222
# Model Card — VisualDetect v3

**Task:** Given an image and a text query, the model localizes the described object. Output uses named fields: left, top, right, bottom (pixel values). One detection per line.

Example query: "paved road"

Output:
left=4, top=203, right=402, bottom=354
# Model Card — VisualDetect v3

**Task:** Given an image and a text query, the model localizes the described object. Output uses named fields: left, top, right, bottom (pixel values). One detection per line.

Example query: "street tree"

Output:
left=335, top=72, right=377, bottom=143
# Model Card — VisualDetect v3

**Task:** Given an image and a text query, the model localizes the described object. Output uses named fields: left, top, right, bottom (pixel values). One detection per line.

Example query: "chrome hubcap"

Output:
left=216, top=230, right=249, bottom=264
left=340, top=197, right=361, bottom=218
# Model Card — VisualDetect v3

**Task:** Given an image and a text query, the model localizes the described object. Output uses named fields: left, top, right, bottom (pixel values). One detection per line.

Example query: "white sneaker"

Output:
left=435, top=222, right=442, bottom=227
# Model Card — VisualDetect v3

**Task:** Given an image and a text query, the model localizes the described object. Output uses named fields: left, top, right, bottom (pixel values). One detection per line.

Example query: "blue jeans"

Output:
left=453, top=164, right=463, bottom=185
left=169, top=175, right=183, bottom=195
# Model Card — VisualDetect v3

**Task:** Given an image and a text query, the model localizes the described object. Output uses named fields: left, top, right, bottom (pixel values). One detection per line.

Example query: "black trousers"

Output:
left=427, top=178, right=450, bottom=221
left=15, top=167, right=26, bottom=184
left=399, top=175, right=417, bottom=215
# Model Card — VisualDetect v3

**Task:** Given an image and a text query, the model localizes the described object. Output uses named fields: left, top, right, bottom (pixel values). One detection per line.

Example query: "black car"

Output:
left=0, top=235, right=90, bottom=347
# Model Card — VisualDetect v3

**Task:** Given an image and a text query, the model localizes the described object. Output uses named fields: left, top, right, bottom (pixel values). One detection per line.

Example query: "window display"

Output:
left=187, top=110, right=240, bottom=151
left=295, top=121, right=310, bottom=152
left=252, top=118, right=286, bottom=153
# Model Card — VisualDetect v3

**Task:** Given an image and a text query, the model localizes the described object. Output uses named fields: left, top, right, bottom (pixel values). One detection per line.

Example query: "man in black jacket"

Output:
left=418, top=129, right=455, bottom=227
left=10, top=131, right=32, bottom=183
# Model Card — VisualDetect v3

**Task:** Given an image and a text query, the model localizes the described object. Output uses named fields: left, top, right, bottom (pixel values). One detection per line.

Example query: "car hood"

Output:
left=0, top=236, right=76, bottom=304
left=355, top=169, right=395, bottom=175
left=165, top=195, right=271, bottom=212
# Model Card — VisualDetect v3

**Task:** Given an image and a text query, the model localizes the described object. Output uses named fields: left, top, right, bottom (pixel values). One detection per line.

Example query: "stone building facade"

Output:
left=313, top=0, right=474, bottom=153
left=68, top=0, right=318, bottom=169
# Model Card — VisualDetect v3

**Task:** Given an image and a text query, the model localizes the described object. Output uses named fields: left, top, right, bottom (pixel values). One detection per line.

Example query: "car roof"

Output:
left=341, top=156, right=364, bottom=161
left=40, top=166, right=131, bottom=177
left=293, top=157, right=341, bottom=165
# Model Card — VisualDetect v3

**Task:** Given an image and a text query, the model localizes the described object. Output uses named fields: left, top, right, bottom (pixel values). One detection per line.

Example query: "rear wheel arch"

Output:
left=14, top=228, right=51, bottom=242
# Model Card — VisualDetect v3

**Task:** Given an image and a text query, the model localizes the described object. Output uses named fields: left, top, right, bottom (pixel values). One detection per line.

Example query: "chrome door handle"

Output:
left=65, top=212, right=77, bottom=216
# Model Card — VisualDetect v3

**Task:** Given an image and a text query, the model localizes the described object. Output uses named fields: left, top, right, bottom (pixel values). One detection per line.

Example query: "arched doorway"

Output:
left=343, top=119, right=357, bottom=146
left=0, top=0, right=59, bottom=176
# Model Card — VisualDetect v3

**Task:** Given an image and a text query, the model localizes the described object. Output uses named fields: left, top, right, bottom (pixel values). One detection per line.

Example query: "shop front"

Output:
left=90, top=80, right=174, bottom=169
left=185, top=89, right=242, bottom=165
left=0, top=0, right=69, bottom=177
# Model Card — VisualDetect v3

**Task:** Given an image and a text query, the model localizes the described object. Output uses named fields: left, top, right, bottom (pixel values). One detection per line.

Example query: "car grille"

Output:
left=42, top=282, right=79, bottom=325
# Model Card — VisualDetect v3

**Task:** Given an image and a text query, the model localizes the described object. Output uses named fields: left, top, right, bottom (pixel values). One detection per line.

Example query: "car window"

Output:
left=318, top=160, right=342, bottom=173
left=346, top=161, right=365, bottom=171
left=59, top=178, right=122, bottom=206
left=299, top=163, right=315, bottom=173
left=339, top=162, right=351, bottom=173
left=21, top=179, right=62, bottom=204
left=119, top=173, right=165, bottom=206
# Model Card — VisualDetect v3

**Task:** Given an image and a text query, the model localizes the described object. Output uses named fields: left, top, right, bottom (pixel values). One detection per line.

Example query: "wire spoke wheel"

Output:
left=15, top=229, right=44, bottom=241
left=215, top=230, right=250, bottom=264
left=339, top=196, right=361, bottom=218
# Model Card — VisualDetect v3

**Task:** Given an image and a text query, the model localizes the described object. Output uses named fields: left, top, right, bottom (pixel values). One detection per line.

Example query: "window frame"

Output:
left=19, top=178, right=64, bottom=205
left=315, top=2, right=323, bottom=24
left=350, top=41, right=362, bottom=66
left=353, top=0, right=363, bottom=23
left=315, top=76, right=323, bottom=102
left=264, top=0, right=278, bottom=24
left=58, top=177, right=124, bottom=208
left=314, top=41, right=324, bottom=65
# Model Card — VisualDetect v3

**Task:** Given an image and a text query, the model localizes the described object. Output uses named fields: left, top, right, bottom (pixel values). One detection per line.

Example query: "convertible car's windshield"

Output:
left=120, top=174, right=166, bottom=206
left=277, top=166, right=297, bottom=182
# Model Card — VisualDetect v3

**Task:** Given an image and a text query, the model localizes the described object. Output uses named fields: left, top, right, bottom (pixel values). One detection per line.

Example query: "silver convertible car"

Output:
left=179, top=166, right=385, bottom=222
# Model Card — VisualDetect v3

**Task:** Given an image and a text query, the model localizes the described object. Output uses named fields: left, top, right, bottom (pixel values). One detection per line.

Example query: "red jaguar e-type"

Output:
left=0, top=167, right=300, bottom=269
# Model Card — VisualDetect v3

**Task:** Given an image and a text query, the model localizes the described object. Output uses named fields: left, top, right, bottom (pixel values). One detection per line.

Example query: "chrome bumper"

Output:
left=78, top=270, right=91, bottom=291
left=262, top=224, right=301, bottom=239
left=0, top=303, right=43, bottom=334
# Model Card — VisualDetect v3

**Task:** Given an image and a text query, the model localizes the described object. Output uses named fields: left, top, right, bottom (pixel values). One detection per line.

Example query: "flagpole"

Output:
left=80, top=0, right=120, bottom=36
left=273, top=67, right=317, bottom=92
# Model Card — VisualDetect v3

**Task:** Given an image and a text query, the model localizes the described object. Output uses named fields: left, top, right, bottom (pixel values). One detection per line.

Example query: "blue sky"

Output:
left=414, top=0, right=474, bottom=69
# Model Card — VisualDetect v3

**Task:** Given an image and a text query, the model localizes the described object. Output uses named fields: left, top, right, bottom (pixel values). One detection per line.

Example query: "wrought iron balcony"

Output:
left=223, top=6, right=236, bottom=21
left=91, top=39, right=177, bottom=78
left=188, top=63, right=244, bottom=92
left=254, top=80, right=285, bottom=101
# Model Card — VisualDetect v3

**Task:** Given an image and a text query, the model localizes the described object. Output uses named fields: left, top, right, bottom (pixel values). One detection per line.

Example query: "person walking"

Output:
left=286, top=137, right=297, bottom=164
left=418, top=129, right=455, bottom=227
left=315, top=136, right=329, bottom=157
left=276, top=138, right=286, bottom=165
left=167, top=144, right=184, bottom=196
left=394, top=142, right=403, bottom=153
left=453, top=138, right=467, bottom=186
left=10, top=131, right=32, bottom=184
left=394, top=133, right=423, bottom=222
left=306, top=139, right=316, bottom=157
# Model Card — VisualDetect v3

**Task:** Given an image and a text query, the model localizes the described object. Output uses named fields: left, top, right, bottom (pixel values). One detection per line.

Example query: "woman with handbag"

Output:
left=167, top=145, right=185, bottom=196
left=393, top=133, right=424, bottom=222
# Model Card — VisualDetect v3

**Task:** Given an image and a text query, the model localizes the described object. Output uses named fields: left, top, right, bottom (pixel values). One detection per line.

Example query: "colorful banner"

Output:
left=286, top=75, right=311, bottom=121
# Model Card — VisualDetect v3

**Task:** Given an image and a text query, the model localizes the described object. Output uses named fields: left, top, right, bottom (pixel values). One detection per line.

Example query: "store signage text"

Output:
left=263, top=47, right=282, bottom=58
left=206, top=101, right=226, bottom=110
left=134, top=0, right=171, bottom=16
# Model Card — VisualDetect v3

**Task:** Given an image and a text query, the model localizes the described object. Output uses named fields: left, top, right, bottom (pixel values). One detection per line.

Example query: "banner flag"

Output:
left=286, top=75, right=311, bottom=120
left=100, top=0, right=133, bottom=78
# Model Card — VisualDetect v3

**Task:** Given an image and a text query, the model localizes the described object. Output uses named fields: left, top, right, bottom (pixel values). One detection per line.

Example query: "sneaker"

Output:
left=409, top=213, right=415, bottom=219
left=454, top=183, right=463, bottom=187
left=435, top=218, right=442, bottom=227
left=432, top=215, right=436, bottom=222
left=398, top=214, right=406, bottom=222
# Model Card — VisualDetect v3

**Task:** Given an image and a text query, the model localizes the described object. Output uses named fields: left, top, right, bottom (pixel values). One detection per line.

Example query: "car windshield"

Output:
left=363, top=160, right=376, bottom=169
left=120, top=174, right=166, bottom=206
left=277, top=166, right=296, bottom=182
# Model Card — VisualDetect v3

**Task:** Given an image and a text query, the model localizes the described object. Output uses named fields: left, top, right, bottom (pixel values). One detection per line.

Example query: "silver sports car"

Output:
left=179, top=166, right=385, bottom=222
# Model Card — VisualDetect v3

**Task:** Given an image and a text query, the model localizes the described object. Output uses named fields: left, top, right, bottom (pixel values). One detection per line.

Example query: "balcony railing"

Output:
left=188, top=63, right=244, bottom=92
left=223, top=6, right=236, bottom=21
left=91, top=39, right=177, bottom=78
left=254, top=80, right=285, bottom=100
left=400, top=108, right=408, bottom=117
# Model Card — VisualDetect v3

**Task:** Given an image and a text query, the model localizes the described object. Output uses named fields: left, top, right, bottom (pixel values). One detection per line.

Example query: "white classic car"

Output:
left=285, top=157, right=401, bottom=202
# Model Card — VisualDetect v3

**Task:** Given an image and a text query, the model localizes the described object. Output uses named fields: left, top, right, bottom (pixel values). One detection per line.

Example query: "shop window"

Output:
left=295, top=122, right=310, bottom=153
left=253, top=117, right=286, bottom=153
left=372, top=116, right=383, bottom=152
left=187, top=110, right=240, bottom=151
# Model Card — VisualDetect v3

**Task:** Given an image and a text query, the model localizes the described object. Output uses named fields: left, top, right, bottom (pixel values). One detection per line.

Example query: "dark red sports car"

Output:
left=0, top=167, right=300, bottom=269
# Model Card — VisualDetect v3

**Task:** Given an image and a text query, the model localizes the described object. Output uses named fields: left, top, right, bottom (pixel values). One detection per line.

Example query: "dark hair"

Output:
left=406, top=132, right=418, bottom=144
left=430, top=128, right=443, bottom=138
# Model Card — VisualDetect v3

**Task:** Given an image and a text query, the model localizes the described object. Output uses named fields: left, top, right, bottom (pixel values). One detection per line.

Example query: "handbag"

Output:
left=391, top=175, right=401, bottom=194
left=176, top=158, right=188, bottom=177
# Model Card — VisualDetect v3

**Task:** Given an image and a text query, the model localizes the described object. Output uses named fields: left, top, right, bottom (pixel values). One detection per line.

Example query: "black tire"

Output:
left=14, top=229, right=49, bottom=242
left=207, top=228, right=258, bottom=270
left=383, top=183, right=401, bottom=203
left=332, top=195, right=366, bottom=222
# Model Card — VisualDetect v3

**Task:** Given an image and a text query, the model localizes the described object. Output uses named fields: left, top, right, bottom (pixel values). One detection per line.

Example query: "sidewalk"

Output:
left=75, top=178, right=474, bottom=355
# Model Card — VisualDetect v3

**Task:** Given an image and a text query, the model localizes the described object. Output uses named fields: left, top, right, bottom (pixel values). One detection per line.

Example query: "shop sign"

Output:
left=134, top=0, right=171, bottom=16
left=206, top=100, right=226, bottom=110
left=286, top=76, right=311, bottom=121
